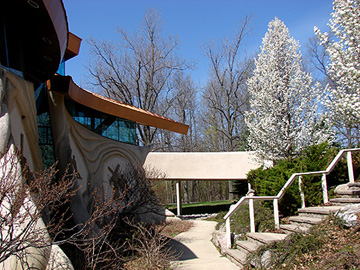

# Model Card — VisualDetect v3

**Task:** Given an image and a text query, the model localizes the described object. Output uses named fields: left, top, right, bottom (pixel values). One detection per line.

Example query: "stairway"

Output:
left=213, top=182, right=360, bottom=268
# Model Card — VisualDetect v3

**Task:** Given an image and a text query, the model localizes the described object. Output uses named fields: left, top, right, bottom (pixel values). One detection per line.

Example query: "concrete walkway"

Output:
left=169, top=219, right=239, bottom=270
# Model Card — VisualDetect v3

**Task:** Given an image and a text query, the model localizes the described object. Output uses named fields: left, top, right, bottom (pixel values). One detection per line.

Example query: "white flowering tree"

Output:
left=246, top=18, right=330, bottom=161
left=315, top=0, right=360, bottom=147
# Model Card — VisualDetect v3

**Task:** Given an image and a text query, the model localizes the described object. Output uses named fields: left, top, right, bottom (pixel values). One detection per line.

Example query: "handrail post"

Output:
left=298, top=176, right=306, bottom=208
left=347, top=151, right=355, bottom=183
left=321, top=173, right=329, bottom=204
left=226, top=217, right=231, bottom=248
left=249, top=198, right=255, bottom=233
left=273, top=198, right=280, bottom=229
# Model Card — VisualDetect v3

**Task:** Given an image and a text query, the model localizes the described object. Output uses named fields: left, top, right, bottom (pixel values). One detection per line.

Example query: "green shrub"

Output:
left=247, top=142, right=358, bottom=216
left=213, top=201, right=274, bottom=236
left=247, top=158, right=301, bottom=216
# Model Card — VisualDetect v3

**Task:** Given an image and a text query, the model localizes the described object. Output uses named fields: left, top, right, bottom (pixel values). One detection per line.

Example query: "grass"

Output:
left=166, top=200, right=233, bottom=209
left=244, top=214, right=360, bottom=269
left=159, top=219, right=193, bottom=238
left=166, top=200, right=234, bottom=215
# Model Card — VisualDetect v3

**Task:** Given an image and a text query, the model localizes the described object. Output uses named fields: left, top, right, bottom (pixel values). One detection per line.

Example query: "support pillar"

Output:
left=176, top=180, right=182, bottom=216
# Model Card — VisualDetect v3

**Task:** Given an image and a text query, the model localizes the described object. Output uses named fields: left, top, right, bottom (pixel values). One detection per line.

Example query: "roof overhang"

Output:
left=64, top=32, right=82, bottom=61
left=48, top=75, right=189, bottom=135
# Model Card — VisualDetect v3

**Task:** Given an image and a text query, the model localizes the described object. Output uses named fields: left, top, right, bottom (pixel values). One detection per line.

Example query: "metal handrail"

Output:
left=224, top=148, right=360, bottom=248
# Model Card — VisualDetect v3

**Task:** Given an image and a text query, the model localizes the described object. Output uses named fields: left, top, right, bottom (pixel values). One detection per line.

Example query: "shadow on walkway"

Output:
left=167, top=238, right=198, bottom=261
left=166, top=220, right=239, bottom=270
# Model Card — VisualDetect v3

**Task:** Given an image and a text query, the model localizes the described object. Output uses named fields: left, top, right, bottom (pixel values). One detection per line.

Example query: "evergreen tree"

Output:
left=246, top=18, right=330, bottom=161
left=315, top=0, right=360, bottom=147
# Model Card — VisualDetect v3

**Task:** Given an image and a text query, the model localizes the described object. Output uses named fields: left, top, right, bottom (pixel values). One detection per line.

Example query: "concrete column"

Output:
left=176, top=180, right=182, bottom=216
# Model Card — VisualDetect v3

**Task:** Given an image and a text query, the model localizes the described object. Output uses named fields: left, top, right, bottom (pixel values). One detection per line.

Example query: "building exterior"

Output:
left=0, top=1, right=188, bottom=269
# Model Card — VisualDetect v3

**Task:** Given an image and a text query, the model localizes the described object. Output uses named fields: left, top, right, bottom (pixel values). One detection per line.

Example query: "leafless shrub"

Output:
left=109, top=163, right=162, bottom=222
left=123, top=219, right=177, bottom=270
left=62, top=163, right=165, bottom=269
left=0, top=146, right=76, bottom=268
left=0, top=146, right=181, bottom=269
left=69, top=163, right=177, bottom=269
left=57, top=180, right=132, bottom=270
left=0, top=146, right=126, bottom=269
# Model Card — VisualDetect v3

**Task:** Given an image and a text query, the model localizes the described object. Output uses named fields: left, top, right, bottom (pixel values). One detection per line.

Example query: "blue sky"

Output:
left=62, top=0, right=333, bottom=88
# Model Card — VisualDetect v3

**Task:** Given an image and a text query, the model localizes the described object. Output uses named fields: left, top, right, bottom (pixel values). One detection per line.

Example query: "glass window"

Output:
left=64, top=97, right=137, bottom=145
left=56, top=59, right=65, bottom=76
left=37, top=112, right=55, bottom=168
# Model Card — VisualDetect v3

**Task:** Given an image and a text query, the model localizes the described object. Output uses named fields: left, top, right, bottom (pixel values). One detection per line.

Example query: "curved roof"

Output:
left=49, top=75, right=189, bottom=135
left=1, top=0, right=68, bottom=84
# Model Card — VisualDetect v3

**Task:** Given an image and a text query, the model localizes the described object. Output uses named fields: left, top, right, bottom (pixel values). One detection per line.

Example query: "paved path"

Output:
left=169, top=219, right=239, bottom=270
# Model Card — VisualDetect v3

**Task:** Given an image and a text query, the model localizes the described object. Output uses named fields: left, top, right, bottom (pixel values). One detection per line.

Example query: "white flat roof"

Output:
left=144, top=151, right=266, bottom=181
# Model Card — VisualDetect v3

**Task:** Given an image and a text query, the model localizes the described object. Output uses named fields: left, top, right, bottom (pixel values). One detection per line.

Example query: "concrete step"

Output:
left=297, top=206, right=343, bottom=219
left=348, top=182, right=360, bottom=189
left=335, top=189, right=360, bottom=197
left=288, top=215, right=324, bottom=227
left=224, top=248, right=247, bottom=267
left=330, top=197, right=360, bottom=205
left=280, top=224, right=309, bottom=234
left=247, top=232, right=287, bottom=246
left=236, top=240, right=261, bottom=253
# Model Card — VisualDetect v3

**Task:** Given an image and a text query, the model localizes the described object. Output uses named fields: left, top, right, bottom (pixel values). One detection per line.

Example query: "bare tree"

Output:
left=200, top=16, right=253, bottom=200
left=306, top=36, right=331, bottom=82
left=201, top=15, right=253, bottom=152
left=154, top=72, right=200, bottom=152
left=87, top=9, right=192, bottom=146
left=152, top=72, right=202, bottom=203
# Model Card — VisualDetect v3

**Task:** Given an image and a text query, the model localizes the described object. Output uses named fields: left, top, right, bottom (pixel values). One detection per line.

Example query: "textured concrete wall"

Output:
left=1, top=69, right=43, bottom=170
left=0, top=68, right=58, bottom=270
left=48, top=90, right=163, bottom=224
left=49, top=90, right=148, bottom=216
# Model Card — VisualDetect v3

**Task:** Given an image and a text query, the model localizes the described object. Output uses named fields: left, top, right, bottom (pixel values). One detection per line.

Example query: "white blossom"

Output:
left=315, top=0, right=360, bottom=147
left=246, top=18, right=331, bottom=161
